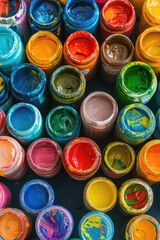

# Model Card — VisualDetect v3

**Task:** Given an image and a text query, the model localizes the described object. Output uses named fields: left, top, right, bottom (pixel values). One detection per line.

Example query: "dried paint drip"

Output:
left=36, top=206, right=74, bottom=240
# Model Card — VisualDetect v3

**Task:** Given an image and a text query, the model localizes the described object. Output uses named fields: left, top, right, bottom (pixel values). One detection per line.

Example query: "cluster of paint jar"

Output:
left=1, top=0, right=160, bottom=239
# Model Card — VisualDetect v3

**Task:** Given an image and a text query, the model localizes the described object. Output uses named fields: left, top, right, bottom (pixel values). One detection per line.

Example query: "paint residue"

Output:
left=106, top=40, right=129, bottom=61
left=0, top=31, right=14, bottom=56
left=0, top=0, right=20, bottom=17
left=0, top=139, right=15, bottom=168
left=68, top=2, right=94, bottom=21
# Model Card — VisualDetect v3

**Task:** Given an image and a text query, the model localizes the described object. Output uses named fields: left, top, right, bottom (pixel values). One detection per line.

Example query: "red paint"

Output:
left=0, top=110, right=6, bottom=135
left=0, top=0, right=20, bottom=17
left=100, top=0, right=136, bottom=40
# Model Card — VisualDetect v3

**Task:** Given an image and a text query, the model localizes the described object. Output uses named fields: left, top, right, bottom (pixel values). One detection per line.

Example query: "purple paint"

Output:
left=0, top=183, right=12, bottom=208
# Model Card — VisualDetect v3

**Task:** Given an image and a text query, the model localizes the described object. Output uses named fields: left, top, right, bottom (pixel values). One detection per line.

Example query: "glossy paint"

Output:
left=0, top=183, right=12, bottom=208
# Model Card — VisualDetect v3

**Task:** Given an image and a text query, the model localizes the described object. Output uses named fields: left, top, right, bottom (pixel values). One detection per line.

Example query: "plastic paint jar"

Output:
left=136, top=140, right=160, bottom=184
left=19, top=179, right=55, bottom=215
left=119, top=178, right=153, bottom=215
left=45, top=106, right=81, bottom=146
left=138, top=0, right=160, bottom=34
left=0, top=136, right=27, bottom=180
left=0, top=208, right=31, bottom=240
left=50, top=65, right=86, bottom=107
left=115, top=103, right=156, bottom=146
left=80, top=91, right=118, bottom=141
left=135, top=27, right=160, bottom=77
left=78, top=211, right=114, bottom=240
left=26, top=31, right=63, bottom=76
left=10, top=63, right=48, bottom=112
left=0, top=0, right=30, bottom=45
left=100, top=0, right=136, bottom=41
left=64, top=31, right=99, bottom=81
left=83, top=177, right=117, bottom=212
left=115, top=61, right=157, bottom=108
left=154, top=110, right=160, bottom=139
left=0, top=109, right=8, bottom=135
left=0, top=183, right=12, bottom=209
left=27, top=138, right=62, bottom=177
left=128, top=0, right=145, bottom=18
left=6, top=102, right=43, bottom=144
left=0, top=26, right=26, bottom=75
left=28, top=0, right=63, bottom=38
left=100, top=34, right=134, bottom=83
left=101, top=142, right=135, bottom=179
left=35, top=205, right=74, bottom=240
left=125, top=214, right=160, bottom=240
left=63, top=0, right=99, bottom=36
left=62, top=137, right=102, bottom=180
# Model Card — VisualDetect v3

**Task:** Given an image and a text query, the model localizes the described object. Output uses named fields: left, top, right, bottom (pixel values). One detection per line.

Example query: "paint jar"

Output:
left=101, top=142, right=135, bottom=179
left=150, top=81, right=160, bottom=113
left=0, top=72, right=14, bottom=113
left=0, top=0, right=30, bottom=45
left=10, top=63, right=48, bottom=112
left=79, top=211, right=114, bottom=240
left=19, top=179, right=55, bottom=215
left=115, top=103, right=156, bottom=146
left=138, top=0, right=160, bottom=34
left=28, top=0, right=63, bottom=38
left=135, top=27, right=160, bottom=77
left=100, top=0, right=136, bottom=41
left=136, top=140, right=160, bottom=184
left=50, top=65, right=86, bottom=107
left=83, top=177, right=117, bottom=212
left=26, top=31, right=63, bottom=77
left=125, top=214, right=160, bottom=240
left=0, top=183, right=12, bottom=209
left=0, top=208, right=31, bottom=240
left=115, top=61, right=157, bottom=108
left=100, top=34, right=134, bottom=83
left=119, top=178, right=153, bottom=215
left=35, top=205, right=74, bottom=240
left=45, top=106, right=81, bottom=146
left=128, top=0, right=145, bottom=18
left=0, top=136, right=27, bottom=180
left=63, top=0, right=99, bottom=36
left=154, top=110, right=160, bottom=139
left=62, top=137, right=102, bottom=180
left=64, top=31, right=99, bottom=81
left=80, top=91, right=118, bottom=141
left=6, top=102, right=43, bottom=144
left=0, top=109, right=8, bottom=135
left=27, top=138, right=62, bottom=177
left=0, top=26, right=26, bottom=76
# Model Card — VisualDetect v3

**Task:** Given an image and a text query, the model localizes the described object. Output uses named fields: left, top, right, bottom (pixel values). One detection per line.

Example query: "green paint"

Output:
left=50, top=109, right=75, bottom=136
left=124, top=65, right=151, bottom=94
left=113, top=159, right=126, bottom=169
left=55, top=70, right=80, bottom=94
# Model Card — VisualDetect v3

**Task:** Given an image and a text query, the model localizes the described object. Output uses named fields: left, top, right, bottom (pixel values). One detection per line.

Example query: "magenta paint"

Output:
left=0, top=183, right=12, bottom=208
left=0, top=109, right=8, bottom=135
left=27, top=138, right=62, bottom=178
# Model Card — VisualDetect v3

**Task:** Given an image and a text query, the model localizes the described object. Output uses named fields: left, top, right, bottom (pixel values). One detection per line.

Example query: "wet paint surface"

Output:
left=104, top=2, right=131, bottom=27
left=147, top=0, right=160, bottom=22
left=32, top=1, right=58, bottom=24
left=37, top=206, right=73, bottom=239
left=68, top=2, right=94, bottom=21
left=80, top=212, right=114, bottom=240
left=0, top=139, right=15, bottom=168
left=105, top=40, right=129, bottom=62
left=124, top=184, right=147, bottom=209
left=0, top=0, right=20, bottom=17
left=146, top=144, right=160, bottom=175
left=0, top=31, right=14, bottom=56
left=142, top=32, right=160, bottom=57
left=0, top=183, right=11, bottom=208
left=55, top=70, right=80, bottom=94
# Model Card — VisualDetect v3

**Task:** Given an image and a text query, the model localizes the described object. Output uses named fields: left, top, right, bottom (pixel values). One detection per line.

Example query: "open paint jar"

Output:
left=35, top=205, right=74, bottom=240
left=119, top=178, right=153, bottom=215
left=0, top=183, right=12, bottom=209
left=83, top=177, right=117, bottom=212
left=102, top=141, right=135, bottom=179
left=19, top=179, right=55, bottom=215
left=62, top=137, right=102, bottom=180
left=0, top=109, right=8, bottom=135
left=27, top=138, right=62, bottom=177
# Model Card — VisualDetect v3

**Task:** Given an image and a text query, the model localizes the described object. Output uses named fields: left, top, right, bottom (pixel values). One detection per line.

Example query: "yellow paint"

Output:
left=140, top=32, right=160, bottom=58
left=0, top=77, right=4, bottom=92
left=0, top=139, right=15, bottom=168
left=85, top=177, right=117, bottom=212
left=132, top=219, right=157, bottom=240
left=0, top=212, right=21, bottom=240
left=147, top=0, right=160, bottom=22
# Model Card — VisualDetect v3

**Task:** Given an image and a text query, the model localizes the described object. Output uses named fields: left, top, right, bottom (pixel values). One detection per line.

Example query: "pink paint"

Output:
left=0, top=183, right=12, bottom=208
left=27, top=138, right=62, bottom=177
left=0, top=109, right=6, bottom=135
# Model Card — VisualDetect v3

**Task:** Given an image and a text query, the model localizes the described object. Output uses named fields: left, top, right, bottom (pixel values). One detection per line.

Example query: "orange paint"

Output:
left=0, top=139, right=15, bottom=168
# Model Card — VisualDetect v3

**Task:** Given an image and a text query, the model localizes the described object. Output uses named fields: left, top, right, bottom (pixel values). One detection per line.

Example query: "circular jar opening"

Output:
left=145, top=143, right=160, bottom=175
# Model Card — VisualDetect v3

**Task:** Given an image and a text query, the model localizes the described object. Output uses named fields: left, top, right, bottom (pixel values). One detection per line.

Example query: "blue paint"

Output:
left=0, top=72, right=14, bottom=112
left=29, top=0, right=63, bottom=37
left=154, top=109, right=160, bottom=139
left=6, top=103, right=43, bottom=144
left=19, top=179, right=55, bottom=215
left=0, top=26, right=26, bottom=75
left=64, top=0, right=99, bottom=36
left=10, top=63, right=48, bottom=112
